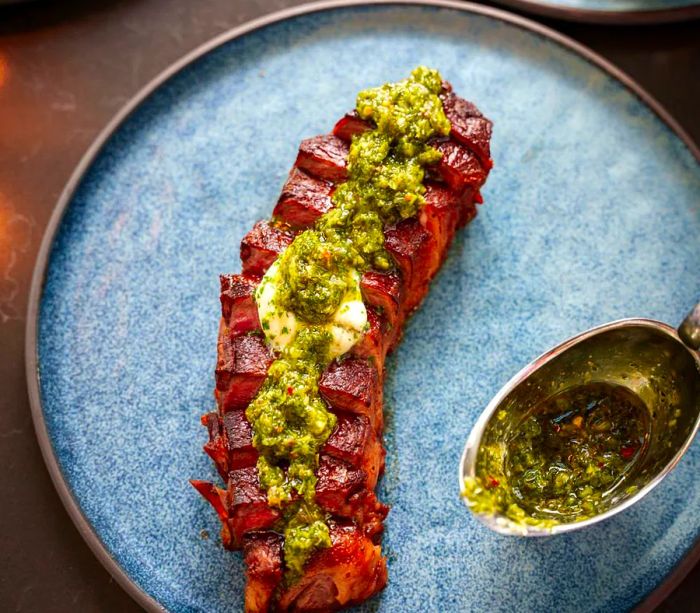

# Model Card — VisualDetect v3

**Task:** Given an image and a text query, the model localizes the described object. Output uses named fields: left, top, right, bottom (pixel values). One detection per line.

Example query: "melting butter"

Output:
left=255, top=259, right=367, bottom=359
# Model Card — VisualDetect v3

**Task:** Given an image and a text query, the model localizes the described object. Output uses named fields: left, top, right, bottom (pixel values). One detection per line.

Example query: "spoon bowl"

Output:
left=460, top=309, right=700, bottom=537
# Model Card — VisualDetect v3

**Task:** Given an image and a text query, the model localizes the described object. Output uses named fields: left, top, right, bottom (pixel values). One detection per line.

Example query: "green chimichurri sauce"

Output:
left=248, top=67, right=450, bottom=580
left=463, top=383, right=650, bottom=529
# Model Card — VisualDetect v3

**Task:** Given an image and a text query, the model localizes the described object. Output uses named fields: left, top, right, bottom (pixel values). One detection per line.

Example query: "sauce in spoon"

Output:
left=463, top=382, right=651, bottom=528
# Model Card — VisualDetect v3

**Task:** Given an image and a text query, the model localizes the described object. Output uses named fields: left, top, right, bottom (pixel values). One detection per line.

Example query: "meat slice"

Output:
left=315, top=456, right=389, bottom=536
left=225, top=409, right=257, bottom=470
left=319, top=358, right=382, bottom=432
left=212, top=454, right=384, bottom=549
left=276, top=522, right=387, bottom=612
left=204, top=412, right=387, bottom=523
left=440, top=91, right=493, bottom=168
left=432, top=139, right=487, bottom=192
left=244, top=532, right=284, bottom=613
left=215, top=331, right=273, bottom=412
left=345, top=489, right=388, bottom=539
left=228, top=467, right=281, bottom=548
left=315, top=456, right=366, bottom=514
left=322, top=413, right=384, bottom=490
left=360, top=270, right=403, bottom=331
left=384, top=218, right=437, bottom=314
left=295, top=135, right=349, bottom=182
left=209, top=454, right=383, bottom=551
left=202, top=409, right=258, bottom=480
left=273, top=168, right=334, bottom=228
left=384, top=218, right=435, bottom=287
left=241, top=220, right=295, bottom=277
left=351, top=307, right=390, bottom=369
left=419, top=182, right=462, bottom=256
left=220, top=274, right=260, bottom=336
left=332, top=111, right=371, bottom=142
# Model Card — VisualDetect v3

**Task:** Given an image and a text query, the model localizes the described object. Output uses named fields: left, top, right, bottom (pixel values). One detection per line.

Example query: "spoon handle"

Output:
left=679, top=302, right=700, bottom=351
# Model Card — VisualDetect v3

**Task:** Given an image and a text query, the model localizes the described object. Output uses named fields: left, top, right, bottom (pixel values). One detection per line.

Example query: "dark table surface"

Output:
left=0, top=1, right=698, bottom=611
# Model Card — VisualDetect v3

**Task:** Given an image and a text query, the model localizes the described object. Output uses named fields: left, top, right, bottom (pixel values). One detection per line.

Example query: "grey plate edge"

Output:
left=490, top=0, right=700, bottom=26
left=23, top=1, right=700, bottom=612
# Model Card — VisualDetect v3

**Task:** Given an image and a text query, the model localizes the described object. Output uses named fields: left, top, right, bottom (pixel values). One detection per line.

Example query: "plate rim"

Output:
left=490, top=0, right=700, bottom=25
left=24, top=1, right=700, bottom=611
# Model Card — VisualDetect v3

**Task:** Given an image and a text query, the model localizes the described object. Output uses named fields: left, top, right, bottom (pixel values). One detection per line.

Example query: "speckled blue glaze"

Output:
left=37, top=5, right=700, bottom=612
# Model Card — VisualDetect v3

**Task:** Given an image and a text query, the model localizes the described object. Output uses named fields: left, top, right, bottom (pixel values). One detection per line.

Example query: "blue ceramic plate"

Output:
left=27, top=2, right=700, bottom=612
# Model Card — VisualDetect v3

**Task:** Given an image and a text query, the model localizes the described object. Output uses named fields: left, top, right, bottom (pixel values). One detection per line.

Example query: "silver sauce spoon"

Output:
left=459, top=302, right=700, bottom=536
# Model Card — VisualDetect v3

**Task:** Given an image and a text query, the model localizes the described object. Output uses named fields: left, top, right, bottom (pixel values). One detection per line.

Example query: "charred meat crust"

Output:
left=431, top=139, right=487, bottom=193
left=241, top=220, right=295, bottom=277
left=322, top=412, right=384, bottom=490
left=440, top=90, right=493, bottom=169
left=384, top=218, right=437, bottom=314
left=228, top=467, right=282, bottom=547
left=332, top=112, right=371, bottom=142
left=319, top=358, right=382, bottom=433
left=295, top=135, right=349, bottom=183
left=220, top=274, right=262, bottom=336
left=273, top=168, right=334, bottom=229
left=215, top=331, right=274, bottom=412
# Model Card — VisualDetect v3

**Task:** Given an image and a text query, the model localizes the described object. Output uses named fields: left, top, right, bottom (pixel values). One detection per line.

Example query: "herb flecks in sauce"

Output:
left=251, top=67, right=449, bottom=578
left=463, top=383, right=650, bottom=529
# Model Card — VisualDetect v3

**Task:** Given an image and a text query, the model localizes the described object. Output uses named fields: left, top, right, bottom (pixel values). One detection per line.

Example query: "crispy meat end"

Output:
left=347, top=489, right=389, bottom=540
left=190, top=480, right=233, bottom=548
left=202, top=411, right=229, bottom=480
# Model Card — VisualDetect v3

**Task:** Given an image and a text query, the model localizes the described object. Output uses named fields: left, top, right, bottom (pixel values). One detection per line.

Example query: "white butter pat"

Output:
left=255, top=260, right=300, bottom=353
left=255, top=261, right=367, bottom=358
